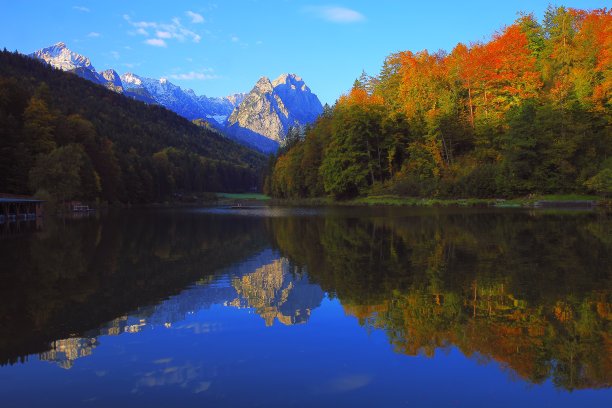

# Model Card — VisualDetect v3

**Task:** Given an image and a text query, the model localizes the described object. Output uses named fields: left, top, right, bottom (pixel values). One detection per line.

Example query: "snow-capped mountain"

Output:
left=227, top=74, right=323, bottom=145
left=120, top=73, right=242, bottom=124
left=28, top=43, right=324, bottom=153
left=30, top=42, right=93, bottom=71
left=29, top=43, right=152, bottom=101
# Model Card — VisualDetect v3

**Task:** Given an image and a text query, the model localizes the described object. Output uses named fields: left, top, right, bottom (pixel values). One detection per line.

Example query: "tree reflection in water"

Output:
left=267, top=210, right=611, bottom=390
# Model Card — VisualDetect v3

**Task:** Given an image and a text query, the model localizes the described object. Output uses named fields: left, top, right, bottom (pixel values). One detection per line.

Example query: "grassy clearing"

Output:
left=274, top=194, right=605, bottom=208
left=351, top=195, right=497, bottom=207
left=216, top=193, right=271, bottom=201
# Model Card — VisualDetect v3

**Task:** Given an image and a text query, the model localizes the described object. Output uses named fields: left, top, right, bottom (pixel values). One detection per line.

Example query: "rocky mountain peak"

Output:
left=30, top=42, right=94, bottom=72
left=120, top=72, right=142, bottom=86
left=226, top=73, right=323, bottom=145
left=100, top=69, right=121, bottom=86
left=254, top=76, right=274, bottom=94
left=271, top=73, right=305, bottom=89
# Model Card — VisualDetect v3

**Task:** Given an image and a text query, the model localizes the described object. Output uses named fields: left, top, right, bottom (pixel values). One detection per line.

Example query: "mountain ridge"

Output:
left=28, top=42, right=323, bottom=153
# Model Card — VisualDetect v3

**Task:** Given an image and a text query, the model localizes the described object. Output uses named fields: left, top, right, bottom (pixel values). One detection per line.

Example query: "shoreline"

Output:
left=267, top=194, right=610, bottom=209
left=61, top=193, right=610, bottom=211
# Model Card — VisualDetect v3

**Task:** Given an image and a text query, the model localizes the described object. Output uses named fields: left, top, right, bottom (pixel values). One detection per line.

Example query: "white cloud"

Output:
left=231, top=36, right=239, bottom=42
left=87, top=32, right=100, bottom=38
left=145, top=38, right=167, bottom=47
left=186, top=11, right=204, bottom=24
left=73, top=6, right=90, bottom=13
left=168, top=71, right=218, bottom=80
left=110, top=51, right=120, bottom=59
left=304, top=6, right=365, bottom=23
left=124, top=14, right=201, bottom=45
left=156, top=31, right=172, bottom=39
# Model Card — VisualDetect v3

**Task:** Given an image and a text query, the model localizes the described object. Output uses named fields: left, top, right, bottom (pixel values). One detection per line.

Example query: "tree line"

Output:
left=0, top=50, right=266, bottom=204
left=266, top=7, right=611, bottom=199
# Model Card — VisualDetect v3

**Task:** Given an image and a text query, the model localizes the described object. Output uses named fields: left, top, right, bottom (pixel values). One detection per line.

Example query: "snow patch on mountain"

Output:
left=30, top=42, right=94, bottom=72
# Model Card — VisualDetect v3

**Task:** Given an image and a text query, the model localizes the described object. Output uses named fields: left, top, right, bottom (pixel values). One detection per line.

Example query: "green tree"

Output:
left=29, top=144, right=84, bottom=203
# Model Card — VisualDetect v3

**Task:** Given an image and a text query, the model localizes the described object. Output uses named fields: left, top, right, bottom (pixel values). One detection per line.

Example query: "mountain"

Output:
left=29, top=42, right=155, bottom=103
left=226, top=74, right=324, bottom=149
left=29, top=43, right=324, bottom=153
left=30, top=42, right=93, bottom=71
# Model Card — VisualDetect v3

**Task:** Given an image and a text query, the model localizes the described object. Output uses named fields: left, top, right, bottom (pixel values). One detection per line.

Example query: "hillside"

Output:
left=0, top=50, right=266, bottom=203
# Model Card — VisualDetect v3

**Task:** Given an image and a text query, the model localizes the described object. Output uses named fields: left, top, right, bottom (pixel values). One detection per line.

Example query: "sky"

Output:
left=1, top=0, right=608, bottom=105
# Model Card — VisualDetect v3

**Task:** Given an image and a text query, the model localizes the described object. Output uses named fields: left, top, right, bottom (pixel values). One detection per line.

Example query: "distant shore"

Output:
left=264, top=194, right=610, bottom=209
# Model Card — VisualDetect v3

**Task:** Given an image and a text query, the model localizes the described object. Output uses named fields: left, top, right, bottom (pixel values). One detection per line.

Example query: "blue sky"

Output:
left=2, top=0, right=607, bottom=104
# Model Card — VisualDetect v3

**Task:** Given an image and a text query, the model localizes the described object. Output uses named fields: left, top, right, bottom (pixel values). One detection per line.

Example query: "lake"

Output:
left=0, top=207, right=610, bottom=407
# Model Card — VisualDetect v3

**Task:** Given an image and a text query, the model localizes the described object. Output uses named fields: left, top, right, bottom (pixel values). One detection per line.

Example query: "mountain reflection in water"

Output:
left=0, top=207, right=609, bottom=407
left=37, top=250, right=323, bottom=369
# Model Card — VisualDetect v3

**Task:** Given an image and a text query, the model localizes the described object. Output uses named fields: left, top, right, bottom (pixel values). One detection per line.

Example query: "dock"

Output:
left=0, top=194, right=44, bottom=224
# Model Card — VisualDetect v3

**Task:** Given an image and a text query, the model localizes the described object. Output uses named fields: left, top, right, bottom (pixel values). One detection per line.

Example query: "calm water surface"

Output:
left=0, top=207, right=610, bottom=407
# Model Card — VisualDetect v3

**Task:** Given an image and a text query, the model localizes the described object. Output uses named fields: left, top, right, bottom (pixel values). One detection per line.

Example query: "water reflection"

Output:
left=21, top=247, right=324, bottom=369
left=229, top=257, right=324, bottom=326
left=0, top=207, right=609, bottom=403
left=0, top=210, right=269, bottom=366
left=267, top=211, right=611, bottom=390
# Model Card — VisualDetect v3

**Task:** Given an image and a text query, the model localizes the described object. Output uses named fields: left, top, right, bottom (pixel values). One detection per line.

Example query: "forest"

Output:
left=266, top=7, right=611, bottom=199
left=0, top=50, right=266, bottom=204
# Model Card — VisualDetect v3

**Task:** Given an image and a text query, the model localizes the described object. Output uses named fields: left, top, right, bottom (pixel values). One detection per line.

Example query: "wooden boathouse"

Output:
left=0, top=194, right=44, bottom=223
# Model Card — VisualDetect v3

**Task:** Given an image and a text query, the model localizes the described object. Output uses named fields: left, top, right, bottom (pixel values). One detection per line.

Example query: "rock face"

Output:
left=227, top=74, right=323, bottom=144
left=100, top=69, right=123, bottom=92
left=29, top=43, right=323, bottom=153
left=100, top=69, right=122, bottom=87
left=30, top=42, right=93, bottom=71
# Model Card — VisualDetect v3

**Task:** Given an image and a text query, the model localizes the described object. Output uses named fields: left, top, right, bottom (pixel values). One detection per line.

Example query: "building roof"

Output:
left=0, top=198, right=44, bottom=203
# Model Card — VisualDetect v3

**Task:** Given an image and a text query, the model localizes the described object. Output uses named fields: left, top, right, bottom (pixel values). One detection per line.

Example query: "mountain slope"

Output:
left=0, top=50, right=265, bottom=202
